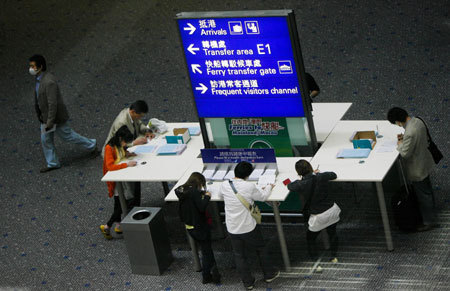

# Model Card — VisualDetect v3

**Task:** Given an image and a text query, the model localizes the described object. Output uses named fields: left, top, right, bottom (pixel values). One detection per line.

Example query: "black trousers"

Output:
left=412, top=176, right=436, bottom=225
left=188, top=229, right=218, bottom=279
left=229, top=226, right=277, bottom=287
left=107, top=196, right=122, bottom=227
left=305, top=221, right=338, bottom=259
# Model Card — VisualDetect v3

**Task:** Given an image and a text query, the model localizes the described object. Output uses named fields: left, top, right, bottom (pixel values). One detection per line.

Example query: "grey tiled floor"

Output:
left=0, top=0, right=449, bottom=290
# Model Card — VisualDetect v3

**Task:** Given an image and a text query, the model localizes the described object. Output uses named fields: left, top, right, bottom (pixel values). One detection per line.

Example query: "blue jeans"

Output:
left=412, top=176, right=436, bottom=225
left=40, top=122, right=96, bottom=168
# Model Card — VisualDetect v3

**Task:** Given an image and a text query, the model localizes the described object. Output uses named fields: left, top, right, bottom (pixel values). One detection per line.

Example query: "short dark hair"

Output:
left=129, top=100, right=148, bottom=114
left=234, top=161, right=254, bottom=179
left=295, top=159, right=313, bottom=176
left=29, top=54, right=47, bottom=71
left=107, top=125, right=133, bottom=147
left=183, top=172, right=206, bottom=190
left=387, top=107, right=408, bottom=124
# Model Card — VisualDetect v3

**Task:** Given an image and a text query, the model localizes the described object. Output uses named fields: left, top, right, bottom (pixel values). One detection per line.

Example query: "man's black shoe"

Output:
left=202, top=274, right=212, bottom=284
left=40, top=166, right=61, bottom=173
left=89, top=146, right=100, bottom=159
left=417, top=224, right=439, bottom=232
left=212, top=273, right=221, bottom=284
left=245, top=278, right=256, bottom=290
left=264, top=270, right=280, bottom=283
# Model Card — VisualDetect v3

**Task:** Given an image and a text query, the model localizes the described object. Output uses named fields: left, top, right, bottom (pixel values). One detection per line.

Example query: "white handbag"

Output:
left=148, top=118, right=168, bottom=133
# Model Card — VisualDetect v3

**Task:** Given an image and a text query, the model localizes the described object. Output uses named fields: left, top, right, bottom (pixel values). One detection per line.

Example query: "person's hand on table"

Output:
left=262, top=184, right=275, bottom=190
left=205, top=191, right=211, bottom=197
left=133, top=137, right=147, bottom=145
left=397, top=134, right=404, bottom=145
left=127, top=160, right=137, bottom=167
left=125, top=151, right=137, bottom=158
left=314, top=169, right=320, bottom=174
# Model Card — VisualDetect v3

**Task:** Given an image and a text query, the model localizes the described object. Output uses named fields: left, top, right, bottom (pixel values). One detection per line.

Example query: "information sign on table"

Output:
left=201, top=148, right=276, bottom=164
left=177, top=10, right=309, bottom=118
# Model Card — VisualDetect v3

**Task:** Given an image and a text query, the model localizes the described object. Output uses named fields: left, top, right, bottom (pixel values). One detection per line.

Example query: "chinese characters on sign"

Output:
left=178, top=15, right=305, bottom=117
left=201, top=148, right=277, bottom=164
left=228, top=118, right=284, bottom=136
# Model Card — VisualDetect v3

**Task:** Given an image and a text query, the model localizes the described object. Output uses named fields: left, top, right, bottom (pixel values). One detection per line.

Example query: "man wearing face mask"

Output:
left=387, top=107, right=438, bottom=231
left=29, top=54, right=99, bottom=173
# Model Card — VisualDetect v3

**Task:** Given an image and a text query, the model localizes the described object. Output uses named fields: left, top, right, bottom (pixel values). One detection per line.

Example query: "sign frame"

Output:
left=176, top=10, right=318, bottom=153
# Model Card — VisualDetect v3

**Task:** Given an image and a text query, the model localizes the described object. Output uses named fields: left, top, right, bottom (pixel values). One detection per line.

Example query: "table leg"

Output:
left=186, top=229, right=202, bottom=272
left=375, top=182, right=394, bottom=251
left=116, top=182, right=129, bottom=218
left=210, top=202, right=225, bottom=239
left=162, top=182, right=170, bottom=196
left=272, top=201, right=291, bottom=271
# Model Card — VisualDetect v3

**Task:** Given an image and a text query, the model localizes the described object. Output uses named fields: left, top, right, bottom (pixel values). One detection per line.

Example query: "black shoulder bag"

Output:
left=416, top=117, right=443, bottom=164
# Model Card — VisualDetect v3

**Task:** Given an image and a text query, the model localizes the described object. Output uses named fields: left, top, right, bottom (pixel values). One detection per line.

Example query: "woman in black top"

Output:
left=175, top=172, right=221, bottom=284
left=287, top=160, right=339, bottom=263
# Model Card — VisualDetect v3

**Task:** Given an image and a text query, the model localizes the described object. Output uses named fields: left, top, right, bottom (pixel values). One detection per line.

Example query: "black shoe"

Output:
left=212, top=273, right=221, bottom=284
left=40, top=166, right=61, bottom=173
left=417, top=224, right=439, bottom=232
left=89, top=146, right=100, bottom=159
left=264, top=270, right=280, bottom=283
left=245, top=279, right=256, bottom=290
left=202, top=274, right=213, bottom=284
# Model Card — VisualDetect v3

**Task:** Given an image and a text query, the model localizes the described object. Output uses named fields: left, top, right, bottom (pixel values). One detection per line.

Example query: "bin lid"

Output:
left=121, top=207, right=161, bottom=225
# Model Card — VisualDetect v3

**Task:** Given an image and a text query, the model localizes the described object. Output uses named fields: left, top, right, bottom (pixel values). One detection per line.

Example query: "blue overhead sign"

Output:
left=177, top=12, right=306, bottom=118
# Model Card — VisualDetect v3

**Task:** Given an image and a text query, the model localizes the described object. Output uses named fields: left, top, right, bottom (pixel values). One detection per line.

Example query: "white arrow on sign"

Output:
left=195, top=83, right=208, bottom=94
left=183, top=23, right=196, bottom=35
left=191, top=64, right=202, bottom=74
left=187, top=44, right=200, bottom=55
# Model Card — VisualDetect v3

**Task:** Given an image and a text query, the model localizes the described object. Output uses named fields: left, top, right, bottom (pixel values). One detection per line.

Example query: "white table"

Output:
left=102, top=123, right=205, bottom=183
left=101, top=123, right=206, bottom=215
left=312, top=102, right=352, bottom=143
left=310, top=120, right=404, bottom=251
left=165, top=157, right=312, bottom=271
left=102, top=102, right=349, bottom=179
left=102, top=103, right=350, bottom=184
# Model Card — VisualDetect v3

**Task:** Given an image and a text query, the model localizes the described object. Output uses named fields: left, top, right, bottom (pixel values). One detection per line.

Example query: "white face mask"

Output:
left=29, top=67, right=38, bottom=76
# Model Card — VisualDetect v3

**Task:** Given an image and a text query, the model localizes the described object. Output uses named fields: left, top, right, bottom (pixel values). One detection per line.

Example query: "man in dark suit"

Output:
left=29, top=54, right=98, bottom=173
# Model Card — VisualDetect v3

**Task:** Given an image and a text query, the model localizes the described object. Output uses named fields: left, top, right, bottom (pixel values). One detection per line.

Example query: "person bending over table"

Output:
left=219, top=161, right=279, bottom=290
left=102, top=100, right=155, bottom=208
left=287, top=160, right=340, bottom=264
left=387, top=107, right=438, bottom=231
left=175, top=172, right=221, bottom=285
left=100, top=126, right=137, bottom=240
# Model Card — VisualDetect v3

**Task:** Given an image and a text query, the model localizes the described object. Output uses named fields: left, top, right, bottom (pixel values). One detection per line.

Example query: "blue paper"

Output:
left=132, top=145, right=156, bottom=154
left=156, top=144, right=187, bottom=155
left=188, top=127, right=201, bottom=136
left=337, top=148, right=371, bottom=158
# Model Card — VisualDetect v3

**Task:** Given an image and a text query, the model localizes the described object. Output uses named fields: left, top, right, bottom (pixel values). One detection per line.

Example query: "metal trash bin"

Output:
left=121, top=207, right=173, bottom=275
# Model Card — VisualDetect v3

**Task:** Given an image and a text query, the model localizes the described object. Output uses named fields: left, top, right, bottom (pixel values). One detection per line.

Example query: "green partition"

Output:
left=257, top=191, right=302, bottom=212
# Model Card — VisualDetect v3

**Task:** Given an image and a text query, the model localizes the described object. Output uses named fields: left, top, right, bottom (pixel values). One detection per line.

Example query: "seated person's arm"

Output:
left=104, top=146, right=129, bottom=171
